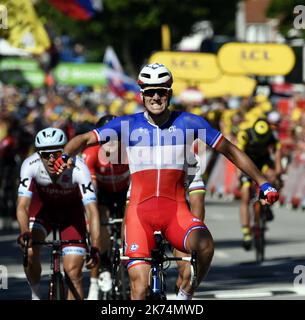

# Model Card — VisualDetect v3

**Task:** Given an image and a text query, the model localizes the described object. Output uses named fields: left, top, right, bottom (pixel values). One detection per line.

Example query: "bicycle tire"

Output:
left=49, top=272, right=65, bottom=300
left=111, top=263, right=130, bottom=300
left=147, top=267, right=167, bottom=300
left=254, top=203, right=266, bottom=263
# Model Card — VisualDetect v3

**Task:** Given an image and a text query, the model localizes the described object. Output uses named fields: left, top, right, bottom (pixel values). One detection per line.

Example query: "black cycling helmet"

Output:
left=250, top=118, right=272, bottom=143
left=95, top=114, right=116, bottom=128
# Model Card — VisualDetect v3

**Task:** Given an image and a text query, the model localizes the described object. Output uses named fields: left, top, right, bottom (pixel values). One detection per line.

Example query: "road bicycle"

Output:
left=249, top=186, right=271, bottom=263
left=23, top=225, right=87, bottom=300
left=114, top=231, right=198, bottom=300
left=100, top=216, right=129, bottom=300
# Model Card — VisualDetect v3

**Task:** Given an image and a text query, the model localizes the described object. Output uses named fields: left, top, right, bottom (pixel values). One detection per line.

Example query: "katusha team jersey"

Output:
left=18, top=153, right=97, bottom=208
left=93, top=111, right=223, bottom=204
left=82, top=145, right=129, bottom=193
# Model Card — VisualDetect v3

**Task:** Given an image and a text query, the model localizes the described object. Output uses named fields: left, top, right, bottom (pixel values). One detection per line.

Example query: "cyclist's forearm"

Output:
left=64, top=132, right=97, bottom=157
left=217, top=138, right=267, bottom=186
left=16, top=205, right=30, bottom=233
left=85, top=202, right=101, bottom=250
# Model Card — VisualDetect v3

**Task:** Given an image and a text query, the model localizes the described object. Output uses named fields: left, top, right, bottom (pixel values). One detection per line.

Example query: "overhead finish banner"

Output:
left=54, top=63, right=108, bottom=85
left=149, top=51, right=221, bottom=81
left=218, top=43, right=295, bottom=76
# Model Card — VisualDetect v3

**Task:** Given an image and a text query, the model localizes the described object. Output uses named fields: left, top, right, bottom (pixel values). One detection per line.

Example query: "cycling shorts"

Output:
left=124, top=197, right=207, bottom=269
left=29, top=204, right=87, bottom=250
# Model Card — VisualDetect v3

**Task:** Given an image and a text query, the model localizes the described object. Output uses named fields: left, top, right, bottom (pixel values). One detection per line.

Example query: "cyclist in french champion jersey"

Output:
left=54, top=63, right=279, bottom=300
left=16, top=128, right=101, bottom=300
left=82, top=115, right=130, bottom=299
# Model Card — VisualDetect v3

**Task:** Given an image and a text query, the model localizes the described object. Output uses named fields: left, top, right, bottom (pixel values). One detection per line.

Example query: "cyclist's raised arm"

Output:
left=215, top=137, right=278, bottom=203
left=54, top=131, right=98, bottom=174
left=187, top=113, right=278, bottom=204
left=216, top=138, right=267, bottom=186
left=65, top=131, right=98, bottom=157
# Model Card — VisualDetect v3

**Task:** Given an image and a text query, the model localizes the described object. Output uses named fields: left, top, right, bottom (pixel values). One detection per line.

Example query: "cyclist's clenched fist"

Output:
left=54, top=154, right=74, bottom=174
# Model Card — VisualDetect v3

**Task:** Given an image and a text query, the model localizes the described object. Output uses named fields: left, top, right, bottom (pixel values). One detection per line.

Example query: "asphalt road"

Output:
left=0, top=199, right=304, bottom=300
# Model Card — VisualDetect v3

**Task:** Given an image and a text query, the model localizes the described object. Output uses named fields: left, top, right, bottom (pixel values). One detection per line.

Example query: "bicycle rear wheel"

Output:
left=112, top=264, right=129, bottom=300
left=111, top=246, right=130, bottom=300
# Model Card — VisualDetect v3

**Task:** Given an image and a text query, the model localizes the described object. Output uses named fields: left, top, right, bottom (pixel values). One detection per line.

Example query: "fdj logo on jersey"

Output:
left=0, top=266, right=8, bottom=289
left=293, top=265, right=305, bottom=287
left=294, top=5, right=305, bottom=30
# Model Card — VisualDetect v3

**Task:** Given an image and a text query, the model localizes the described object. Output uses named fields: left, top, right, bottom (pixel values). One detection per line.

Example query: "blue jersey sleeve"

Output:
left=183, top=113, right=223, bottom=149
left=93, top=115, right=132, bottom=144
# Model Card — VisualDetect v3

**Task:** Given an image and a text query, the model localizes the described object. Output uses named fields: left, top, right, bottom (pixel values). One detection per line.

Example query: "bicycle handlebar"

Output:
left=31, top=239, right=86, bottom=246
left=23, top=239, right=86, bottom=267
left=101, top=218, right=123, bottom=226
left=120, top=255, right=194, bottom=262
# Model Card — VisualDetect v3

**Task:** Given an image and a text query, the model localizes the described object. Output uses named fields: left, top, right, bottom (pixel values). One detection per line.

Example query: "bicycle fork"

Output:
left=49, top=245, right=65, bottom=300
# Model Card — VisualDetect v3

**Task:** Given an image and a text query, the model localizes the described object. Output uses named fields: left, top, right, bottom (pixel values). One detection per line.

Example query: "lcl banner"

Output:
left=149, top=51, right=221, bottom=81
left=218, top=43, right=295, bottom=76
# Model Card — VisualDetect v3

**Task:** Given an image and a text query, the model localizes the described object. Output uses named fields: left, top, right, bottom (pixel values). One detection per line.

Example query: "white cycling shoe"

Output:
left=98, top=271, right=112, bottom=293
left=87, top=283, right=100, bottom=300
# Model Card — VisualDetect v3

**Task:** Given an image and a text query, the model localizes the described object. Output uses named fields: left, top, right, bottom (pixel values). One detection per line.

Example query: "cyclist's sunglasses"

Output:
left=142, top=88, right=170, bottom=97
left=39, top=150, right=63, bottom=160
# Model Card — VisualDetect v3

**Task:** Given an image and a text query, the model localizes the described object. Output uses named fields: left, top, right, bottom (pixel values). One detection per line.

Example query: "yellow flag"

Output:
left=0, top=0, right=50, bottom=54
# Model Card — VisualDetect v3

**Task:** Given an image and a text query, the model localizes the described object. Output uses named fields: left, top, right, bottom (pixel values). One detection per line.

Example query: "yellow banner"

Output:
left=149, top=51, right=221, bottom=81
left=0, top=0, right=50, bottom=55
left=173, top=75, right=256, bottom=98
left=218, top=43, right=295, bottom=76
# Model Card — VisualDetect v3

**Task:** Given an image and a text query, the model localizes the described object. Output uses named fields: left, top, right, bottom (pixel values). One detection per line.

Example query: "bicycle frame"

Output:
left=100, top=217, right=126, bottom=300
left=249, top=185, right=268, bottom=263
left=118, top=231, right=197, bottom=300
left=23, top=226, right=86, bottom=300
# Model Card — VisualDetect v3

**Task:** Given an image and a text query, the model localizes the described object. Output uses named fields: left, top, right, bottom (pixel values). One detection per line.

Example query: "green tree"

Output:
left=267, top=0, right=305, bottom=37
left=36, top=0, right=239, bottom=76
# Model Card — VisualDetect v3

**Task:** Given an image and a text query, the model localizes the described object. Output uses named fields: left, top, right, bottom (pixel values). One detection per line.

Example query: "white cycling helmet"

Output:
left=138, top=63, right=173, bottom=88
left=35, top=127, right=67, bottom=151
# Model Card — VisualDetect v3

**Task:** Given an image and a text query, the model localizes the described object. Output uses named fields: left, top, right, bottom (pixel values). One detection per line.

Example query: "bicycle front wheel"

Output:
left=49, top=273, right=65, bottom=300
left=254, top=204, right=266, bottom=263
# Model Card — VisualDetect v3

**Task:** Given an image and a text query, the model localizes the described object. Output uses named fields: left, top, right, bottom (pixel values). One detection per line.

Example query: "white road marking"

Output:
left=168, top=285, right=304, bottom=300
left=215, top=291, right=273, bottom=299
left=214, top=250, right=229, bottom=259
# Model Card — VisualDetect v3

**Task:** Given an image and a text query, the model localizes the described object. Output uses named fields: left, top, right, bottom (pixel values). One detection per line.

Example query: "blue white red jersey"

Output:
left=93, top=111, right=223, bottom=204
